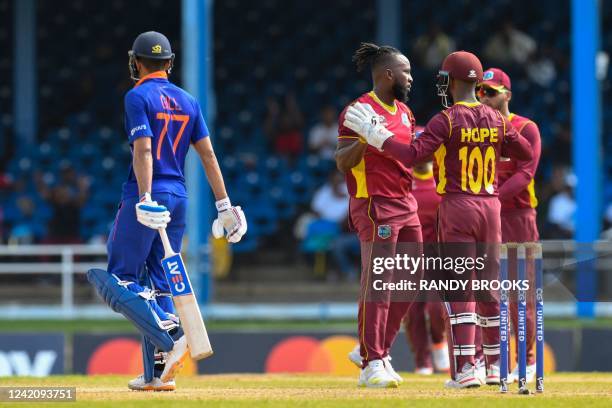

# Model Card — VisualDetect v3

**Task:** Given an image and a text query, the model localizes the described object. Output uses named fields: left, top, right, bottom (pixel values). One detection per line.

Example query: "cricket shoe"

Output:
left=485, top=361, right=500, bottom=385
left=383, top=355, right=403, bottom=384
left=444, top=363, right=481, bottom=389
left=432, top=342, right=450, bottom=373
left=415, top=367, right=434, bottom=375
left=348, top=344, right=363, bottom=368
left=160, top=335, right=189, bottom=383
left=475, top=358, right=486, bottom=384
left=128, top=375, right=175, bottom=391
left=508, top=363, right=536, bottom=384
left=358, top=359, right=399, bottom=388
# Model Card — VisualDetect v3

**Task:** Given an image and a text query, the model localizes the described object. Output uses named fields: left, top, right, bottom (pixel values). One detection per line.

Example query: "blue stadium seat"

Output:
left=301, top=219, right=339, bottom=253
left=245, top=202, right=278, bottom=236
left=231, top=231, right=259, bottom=253
left=281, top=170, right=317, bottom=204
left=268, top=186, right=296, bottom=219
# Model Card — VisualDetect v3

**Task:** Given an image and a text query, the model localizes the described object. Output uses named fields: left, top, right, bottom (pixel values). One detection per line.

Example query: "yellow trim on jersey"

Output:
left=360, top=197, right=376, bottom=361
left=413, top=169, right=434, bottom=180
left=495, top=110, right=507, bottom=140
left=454, top=101, right=481, bottom=108
left=368, top=91, right=397, bottom=115
left=508, top=113, right=516, bottom=121
left=434, top=145, right=447, bottom=194
left=351, top=158, right=369, bottom=198
left=441, top=111, right=453, bottom=138
left=527, top=178, right=538, bottom=208
left=519, top=120, right=536, bottom=133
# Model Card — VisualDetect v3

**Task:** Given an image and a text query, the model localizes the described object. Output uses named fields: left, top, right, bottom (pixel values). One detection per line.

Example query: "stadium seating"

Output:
left=2, top=0, right=611, bottom=250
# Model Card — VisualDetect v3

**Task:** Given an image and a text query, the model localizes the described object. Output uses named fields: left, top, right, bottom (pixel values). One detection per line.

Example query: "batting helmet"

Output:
left=128, top=31, right=175, bottom=81
left=436, top=51, right=483, bottom=108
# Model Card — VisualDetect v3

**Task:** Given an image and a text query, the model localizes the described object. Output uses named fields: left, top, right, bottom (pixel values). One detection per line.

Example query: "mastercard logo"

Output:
left=86, top=337, right=197, bottom=376
left=265, top=335, right=360, bottom=375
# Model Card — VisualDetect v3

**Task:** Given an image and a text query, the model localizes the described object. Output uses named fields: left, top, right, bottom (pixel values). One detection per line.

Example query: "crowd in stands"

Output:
left=0, top=0, right=610, bottom=279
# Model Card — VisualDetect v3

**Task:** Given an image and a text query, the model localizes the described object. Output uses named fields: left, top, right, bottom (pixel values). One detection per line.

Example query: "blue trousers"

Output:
left=107, top=192, right=187, bottom=309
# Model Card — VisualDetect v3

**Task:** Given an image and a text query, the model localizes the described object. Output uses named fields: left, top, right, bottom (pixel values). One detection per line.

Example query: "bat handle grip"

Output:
left=158, top=227, right=174, bottom=256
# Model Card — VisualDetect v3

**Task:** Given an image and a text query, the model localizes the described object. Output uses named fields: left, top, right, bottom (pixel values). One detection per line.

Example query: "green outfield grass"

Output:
left=1, top=373, right=611, bottom=407
left=1, top=318, right=612, bottom=333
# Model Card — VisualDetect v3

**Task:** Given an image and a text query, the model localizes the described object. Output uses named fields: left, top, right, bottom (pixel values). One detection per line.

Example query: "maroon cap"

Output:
left=441, top=51, right=483, bottom=82
left=480, top=68, right=511, bottom=91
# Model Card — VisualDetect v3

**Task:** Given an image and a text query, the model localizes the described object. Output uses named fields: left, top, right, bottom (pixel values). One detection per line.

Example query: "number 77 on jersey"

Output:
left=158, top=227, right=213, bottom=360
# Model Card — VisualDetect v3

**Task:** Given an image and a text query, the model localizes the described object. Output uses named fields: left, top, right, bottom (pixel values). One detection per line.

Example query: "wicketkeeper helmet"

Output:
left=436, top=51, right=483, bottom=108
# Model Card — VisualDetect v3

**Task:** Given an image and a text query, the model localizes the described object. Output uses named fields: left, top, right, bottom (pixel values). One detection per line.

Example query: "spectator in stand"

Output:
left=526, top=47, right=557, bottom=87
left=264, top=93, right=304, bottom=159
left=308, top=105, right=338, bottom=160
left=310, top=171, right=360, bottom=281
left=36, top=165, right=90, bottom=243
left=483, top=21, right=536, bottom=66
left=413, top=24, right=456, bottom=70
left=7, top=196, right=46, bottom=245
left=2, top=172, right=50, bottom=244
left=546, top=171, right=576, bottom=239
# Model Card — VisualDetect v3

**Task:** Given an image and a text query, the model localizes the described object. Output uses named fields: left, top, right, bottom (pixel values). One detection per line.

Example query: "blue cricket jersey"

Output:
left=122, top=71, right=209, bottom=199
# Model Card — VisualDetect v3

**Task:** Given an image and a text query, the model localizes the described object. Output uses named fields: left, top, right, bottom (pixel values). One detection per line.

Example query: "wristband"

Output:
left=139, top=192, right=152, bottom=202
left=215, top=197, right=231, bottom=212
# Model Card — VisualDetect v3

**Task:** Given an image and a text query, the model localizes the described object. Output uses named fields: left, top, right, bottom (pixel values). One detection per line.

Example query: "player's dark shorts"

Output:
left=438, top=194, right=501, bottom=243
left=349, top=195, right=420, bottom=242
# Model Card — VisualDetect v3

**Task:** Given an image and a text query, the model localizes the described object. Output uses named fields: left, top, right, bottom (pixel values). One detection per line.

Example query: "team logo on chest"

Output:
left=401, top=112, right=411, bottom=130
left=377, top=225, right=392, bottom=240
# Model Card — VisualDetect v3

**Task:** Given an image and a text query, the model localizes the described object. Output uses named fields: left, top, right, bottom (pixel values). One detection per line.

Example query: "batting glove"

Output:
left=135, top=192, right=171, bottom=230
left=343, top=102, right=394, bottom=151
left=211, top=197, right=247, bottom=243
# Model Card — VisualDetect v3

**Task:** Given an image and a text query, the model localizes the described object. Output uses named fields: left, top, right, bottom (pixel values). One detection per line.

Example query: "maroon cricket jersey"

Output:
left=412, top=171, right=441, bottom=242
left=498, top=113, right=541, bottom=210
left=338, top=91, right=416, bottom=199
left=382, top=101, right=531, bottom=197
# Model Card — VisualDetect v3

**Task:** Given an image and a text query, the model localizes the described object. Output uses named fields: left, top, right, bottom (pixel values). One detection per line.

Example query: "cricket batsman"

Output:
left=345, top=51, right=533, bottom=388
left=87, top=31, right=247, bottom=391
left=478, top=68, right=541, bottom=384
left=337, top=42, right=421, bottom=388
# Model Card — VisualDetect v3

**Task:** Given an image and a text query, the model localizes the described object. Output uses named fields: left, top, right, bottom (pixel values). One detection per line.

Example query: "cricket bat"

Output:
left=158, top=227, right=213, bottom=360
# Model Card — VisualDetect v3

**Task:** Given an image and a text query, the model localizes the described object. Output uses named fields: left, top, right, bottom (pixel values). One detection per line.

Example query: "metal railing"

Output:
left=0, top=244, right=107, bottom=317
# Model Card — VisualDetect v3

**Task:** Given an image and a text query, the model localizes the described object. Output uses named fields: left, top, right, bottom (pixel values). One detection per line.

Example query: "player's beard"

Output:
left=392, top=81, right=410, bottom=103
left=484, top=99, right=503, bottom=111
left=493, top=100, right=505, bottom=111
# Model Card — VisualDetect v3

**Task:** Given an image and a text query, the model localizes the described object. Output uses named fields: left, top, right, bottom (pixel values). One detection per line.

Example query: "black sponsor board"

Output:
left=0, top=333, right=64, bottom=376
left=579, top=328, right=612, bottom=371
left=69, top=329, right=593, bottom=374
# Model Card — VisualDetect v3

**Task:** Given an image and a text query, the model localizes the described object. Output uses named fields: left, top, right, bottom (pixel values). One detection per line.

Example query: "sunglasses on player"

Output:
left=477, top=86, right=505, bottom=98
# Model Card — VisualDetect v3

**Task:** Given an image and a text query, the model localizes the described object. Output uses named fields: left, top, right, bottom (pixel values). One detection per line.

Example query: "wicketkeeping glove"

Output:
left=211, top=197, right=247, bottom=243
left=135, top=192, right=171, bottom=230
left=343, top=102, right=394, bottom=151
